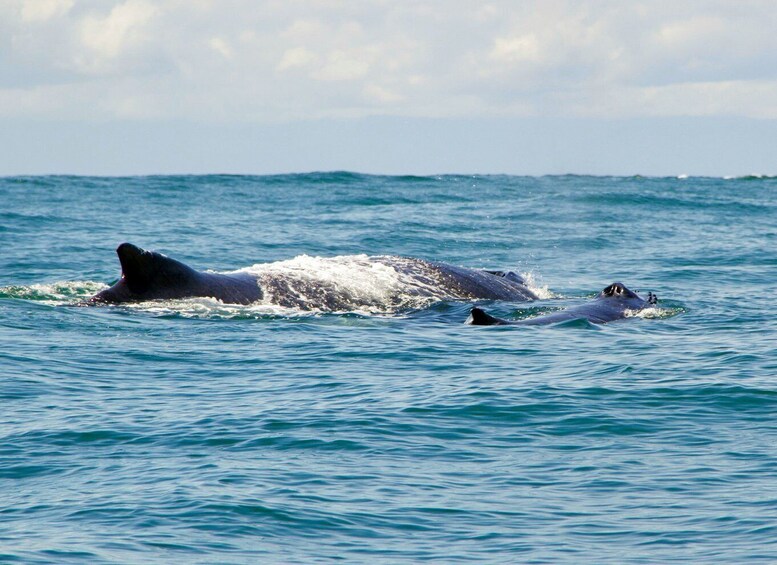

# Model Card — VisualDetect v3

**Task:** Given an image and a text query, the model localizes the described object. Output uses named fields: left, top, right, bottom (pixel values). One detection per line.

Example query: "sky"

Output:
left=1, top=0, right=776, bottom=176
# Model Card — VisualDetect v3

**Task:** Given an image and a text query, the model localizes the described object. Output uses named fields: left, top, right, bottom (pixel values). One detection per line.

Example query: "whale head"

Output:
left=599, top=282, right=641, bottom=300
left=597, top=282, right=651, bottom=313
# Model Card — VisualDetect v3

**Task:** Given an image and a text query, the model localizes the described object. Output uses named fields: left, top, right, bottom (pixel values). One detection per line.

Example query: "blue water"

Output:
left=1, top=173, right=776, bottom=563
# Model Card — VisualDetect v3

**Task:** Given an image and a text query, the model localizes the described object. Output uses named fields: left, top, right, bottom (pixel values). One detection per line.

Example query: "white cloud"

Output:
left=1, top=0, right=777, bottom=122
left=277, top=47, right=318, bottom=71
left=490, top=35, right=543, bottom=65
left=363, top=83, right=403, bottom=104
left=77, top=0, right=159, bottom=72
left=313, top=50, right=372, bottom=81
left=209, top=37, right=233, bottom=59
left=19, top=0, right=75, bottom=22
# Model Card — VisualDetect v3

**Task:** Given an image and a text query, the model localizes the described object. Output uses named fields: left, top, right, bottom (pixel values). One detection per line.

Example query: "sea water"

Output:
left=1, top=174, right=775, bottom=563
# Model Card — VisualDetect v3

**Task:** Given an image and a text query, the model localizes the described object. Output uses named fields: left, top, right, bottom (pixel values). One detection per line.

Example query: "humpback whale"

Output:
left=89, top=243, right=539, bottom=310
left=467, top=282, right=656, bottom=326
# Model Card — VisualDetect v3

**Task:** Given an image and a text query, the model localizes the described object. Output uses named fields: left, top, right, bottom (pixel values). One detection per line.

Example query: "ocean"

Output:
left=1, top=173, right=775, bottom=563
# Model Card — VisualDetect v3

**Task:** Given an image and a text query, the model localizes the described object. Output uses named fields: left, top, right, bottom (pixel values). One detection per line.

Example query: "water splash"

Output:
left=0, top=281, right=107, bottom=304
left=519, top=271, right=555, bottom=299
left=626, top=305, right=685, bottom=320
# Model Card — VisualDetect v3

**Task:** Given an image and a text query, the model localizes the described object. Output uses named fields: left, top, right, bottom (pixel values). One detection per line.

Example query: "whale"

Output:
left=88, top=243, right=539, bottom=310
left=466, top=282, right=656, bottom=326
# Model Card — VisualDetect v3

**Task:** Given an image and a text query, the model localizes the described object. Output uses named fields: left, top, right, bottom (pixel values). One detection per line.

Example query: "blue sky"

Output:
left=2, top=0, right=776, bottom=176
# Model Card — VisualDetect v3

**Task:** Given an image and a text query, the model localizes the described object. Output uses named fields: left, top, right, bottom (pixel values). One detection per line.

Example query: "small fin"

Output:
left=467, top=307, right=511, bottom=326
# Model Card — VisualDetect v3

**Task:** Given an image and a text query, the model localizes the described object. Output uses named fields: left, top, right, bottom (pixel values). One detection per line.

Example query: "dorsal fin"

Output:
left=116, top=243, right=155, bottom=293
left=116, top=243, right=198, bottom=294
left=467, top=307, right=511, bottom=326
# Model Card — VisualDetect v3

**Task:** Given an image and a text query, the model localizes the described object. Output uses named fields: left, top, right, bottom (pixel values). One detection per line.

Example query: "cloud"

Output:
left=78, top=1, right=158, bottom=58
left=277, top=46, right=317, bottom=71
left=1, top=0, right=776, bottom=122
left=19, top=0, right=75, bottom=22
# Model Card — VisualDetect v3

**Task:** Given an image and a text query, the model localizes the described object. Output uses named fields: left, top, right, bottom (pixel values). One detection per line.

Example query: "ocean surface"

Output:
left=1, top=173, right=775, bottom=563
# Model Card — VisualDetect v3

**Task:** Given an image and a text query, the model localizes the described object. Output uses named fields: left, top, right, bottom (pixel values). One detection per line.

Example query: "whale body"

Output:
left=89, top=243, right=539, bottom=310
left=467, top=282, right=656, bottom=326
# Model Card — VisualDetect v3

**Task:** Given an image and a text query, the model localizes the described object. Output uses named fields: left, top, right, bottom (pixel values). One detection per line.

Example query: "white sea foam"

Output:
left=0, top=281, right=107, bottom=304
left=626, top=305, right=681, bottom=320
left=124, top=297, right=318, bottom=319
